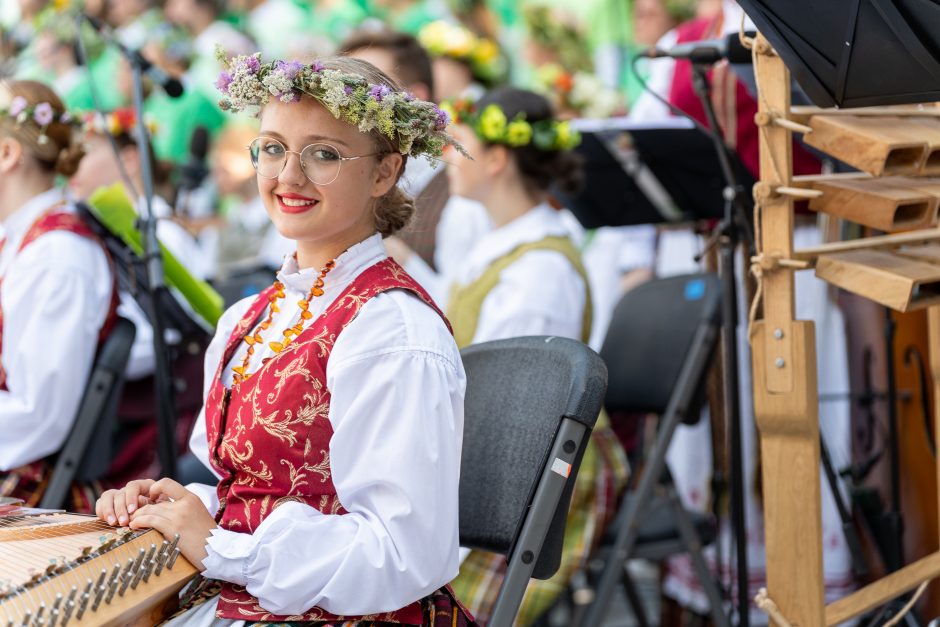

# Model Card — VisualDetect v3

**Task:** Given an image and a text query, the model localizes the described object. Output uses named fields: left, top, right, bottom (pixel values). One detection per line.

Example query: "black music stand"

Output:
left=553, top=118, right=754, bottom=228
left=735, top=0, right=940, bottom=108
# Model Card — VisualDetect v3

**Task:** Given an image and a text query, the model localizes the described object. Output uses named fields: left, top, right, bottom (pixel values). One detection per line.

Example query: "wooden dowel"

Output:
left=825, top=550, right=940, bottom=625
left=776, top=186, right=823, bottom=199
left=792, top=229, right=940, bottom=261
left=791, top=106, right=940, bottom=124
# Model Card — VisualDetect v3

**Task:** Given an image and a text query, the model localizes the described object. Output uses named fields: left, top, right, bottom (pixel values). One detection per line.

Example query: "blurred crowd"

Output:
left=0, top=0, right=711, bottom=291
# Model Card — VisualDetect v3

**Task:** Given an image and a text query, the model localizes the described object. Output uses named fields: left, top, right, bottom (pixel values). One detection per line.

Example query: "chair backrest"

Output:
left=600, top=273, right=721, bottom=416
left=39, top=317, right=136, bottom=509
left=458, top=336, right=607, bottom=626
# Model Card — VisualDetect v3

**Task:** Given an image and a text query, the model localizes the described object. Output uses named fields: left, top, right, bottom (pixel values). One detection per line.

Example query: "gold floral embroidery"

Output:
left=267, top=354, right=315, bottom=403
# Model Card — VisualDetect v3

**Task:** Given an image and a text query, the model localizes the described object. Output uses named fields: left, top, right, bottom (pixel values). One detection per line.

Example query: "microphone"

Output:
left=176, top=126, right=211, bottom=219
left=639, top=32, right=755, bottom=65
left=80, top=13, right=185, bottom=98
left=179, top=126, right=210, bottom=192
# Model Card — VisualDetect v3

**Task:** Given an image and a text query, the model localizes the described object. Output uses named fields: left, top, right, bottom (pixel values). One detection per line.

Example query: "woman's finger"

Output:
left=96, top=490, right=119, bottom=525
left=124, top=479, right=155, bottom=515
left=148, top=478, right=189, bottom=503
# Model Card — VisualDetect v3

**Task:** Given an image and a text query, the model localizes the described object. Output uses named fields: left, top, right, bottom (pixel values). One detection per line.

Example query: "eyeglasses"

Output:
left=247, top=137, right=383, bottom=185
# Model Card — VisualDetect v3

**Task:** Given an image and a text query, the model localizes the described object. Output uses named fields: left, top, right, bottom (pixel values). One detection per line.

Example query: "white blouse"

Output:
left=0, top=188, right=112, bottom=471
left=452, top=203, right=587, bottom=344
left=186, top=233, right=466, bottom=617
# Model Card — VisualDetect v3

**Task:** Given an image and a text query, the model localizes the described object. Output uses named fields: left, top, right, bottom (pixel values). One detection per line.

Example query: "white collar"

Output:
left=461, top=203, right=570, bottom=281
left=2, top=187, right=66, bottom=244
left=276, top=232, right=386, bottom=297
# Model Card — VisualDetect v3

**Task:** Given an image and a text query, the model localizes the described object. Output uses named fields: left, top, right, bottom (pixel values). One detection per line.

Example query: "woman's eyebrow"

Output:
left=258, top=130, right=350, bottom=148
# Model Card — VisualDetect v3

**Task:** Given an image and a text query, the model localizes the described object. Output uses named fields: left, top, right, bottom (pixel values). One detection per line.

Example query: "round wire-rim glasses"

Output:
left=247, top=136, right=384, bottom=186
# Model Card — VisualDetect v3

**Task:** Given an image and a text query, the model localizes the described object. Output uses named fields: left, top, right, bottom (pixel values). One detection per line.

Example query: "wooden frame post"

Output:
left=751, top=35, right=826, bottom=625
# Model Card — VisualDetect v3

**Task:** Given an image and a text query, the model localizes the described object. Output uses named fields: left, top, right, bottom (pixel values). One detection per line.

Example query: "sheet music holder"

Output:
left=554, top=117, right=755, bottom=229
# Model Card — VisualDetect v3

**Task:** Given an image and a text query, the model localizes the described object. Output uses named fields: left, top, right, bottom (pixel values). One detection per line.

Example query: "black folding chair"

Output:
left=40, top=317, right=136, bottom=509
left=577, top=273, right=728, bottom=627
left=458, top=336, right=608, bottom=627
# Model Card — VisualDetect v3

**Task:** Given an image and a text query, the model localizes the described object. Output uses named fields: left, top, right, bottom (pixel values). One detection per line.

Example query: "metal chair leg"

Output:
left=621, top=565, right=653, bottom=627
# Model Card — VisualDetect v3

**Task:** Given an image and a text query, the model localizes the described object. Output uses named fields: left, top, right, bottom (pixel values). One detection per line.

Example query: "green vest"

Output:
left=447, top=235, right=593, bottom=349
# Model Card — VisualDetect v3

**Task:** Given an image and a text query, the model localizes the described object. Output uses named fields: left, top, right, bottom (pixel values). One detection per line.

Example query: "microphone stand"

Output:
left=77, top=13, right=178, bottom=479
left=689, top=61, right=753, bottom=627
left=128, top=62, right=179, bottom=480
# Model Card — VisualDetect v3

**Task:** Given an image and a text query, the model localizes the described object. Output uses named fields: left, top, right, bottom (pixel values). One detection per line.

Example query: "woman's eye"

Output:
left=311, top=148, right=340, bottom=162
left=262, top=143, right=285, bottom=156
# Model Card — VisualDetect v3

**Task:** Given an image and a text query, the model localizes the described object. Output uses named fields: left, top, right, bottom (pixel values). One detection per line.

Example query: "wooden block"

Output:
left=911, top=119, right=940, bottom=175
left=804, top=115, right=928, bottom=176
left=809, top=178, right=937, bottom=231
left=815, top=247, right=940, bottom=311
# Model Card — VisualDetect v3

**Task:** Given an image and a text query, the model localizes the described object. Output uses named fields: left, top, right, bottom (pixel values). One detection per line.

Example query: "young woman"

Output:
left=0, top=79, right=116, bottom=509
left=442, top=87, right=629, bottom=624
left=96, top=55, right=476, bottom=626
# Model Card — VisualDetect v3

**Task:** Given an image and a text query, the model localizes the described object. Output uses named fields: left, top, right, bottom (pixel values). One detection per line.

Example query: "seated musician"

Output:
left=96, top=54, right=477, bottom=625
left=441, top=88, right=629, bottom=625
left=0, top=80, right=118, bottom=511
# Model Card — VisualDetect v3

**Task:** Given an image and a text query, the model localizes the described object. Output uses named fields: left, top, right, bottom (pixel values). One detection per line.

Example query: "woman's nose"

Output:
left=279, top=151, right=308, bottom=185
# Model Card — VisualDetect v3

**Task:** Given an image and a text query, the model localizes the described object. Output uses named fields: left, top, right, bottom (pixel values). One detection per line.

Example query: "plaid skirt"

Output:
left=449, top=414, right=629, bottom=626
left=0, top=460, right=103, bottom=513
left=163, top=577, right=478, bottom=626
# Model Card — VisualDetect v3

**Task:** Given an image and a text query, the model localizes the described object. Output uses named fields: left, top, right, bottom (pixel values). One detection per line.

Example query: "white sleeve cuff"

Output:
left=202, top=526, right=254, bottom=585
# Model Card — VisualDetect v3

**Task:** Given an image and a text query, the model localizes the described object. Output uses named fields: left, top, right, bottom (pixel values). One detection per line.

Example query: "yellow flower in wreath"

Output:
left=554, top=121, right=575, bottom=149
left=506, top=120, right=533, bottom=147
left=479, top=104, right=507, bottom=141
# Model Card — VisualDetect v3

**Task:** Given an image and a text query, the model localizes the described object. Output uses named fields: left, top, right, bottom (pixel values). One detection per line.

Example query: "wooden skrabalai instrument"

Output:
left=0, top=511, right=197, bottom=626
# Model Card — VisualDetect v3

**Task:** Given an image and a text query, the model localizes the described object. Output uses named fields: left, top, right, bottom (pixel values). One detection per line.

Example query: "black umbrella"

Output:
left=737, top=0, right=940, bottom=108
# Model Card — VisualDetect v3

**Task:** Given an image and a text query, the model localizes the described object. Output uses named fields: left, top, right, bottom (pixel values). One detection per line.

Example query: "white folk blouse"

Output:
left=0, top=187, right=112, bottom=471
left=452, top=202, right=587, bottom=344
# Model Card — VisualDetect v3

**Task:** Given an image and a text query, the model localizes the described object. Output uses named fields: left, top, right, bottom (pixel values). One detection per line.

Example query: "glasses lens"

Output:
left=249, top=138, right=286, bottom=179
left=300, top=143, right=343, bottom=185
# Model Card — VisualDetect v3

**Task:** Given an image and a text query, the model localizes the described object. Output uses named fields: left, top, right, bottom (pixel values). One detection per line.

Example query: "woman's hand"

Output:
left=96, top=479, right=156, bottom=526
left=128, top=478, right=217, bottom=570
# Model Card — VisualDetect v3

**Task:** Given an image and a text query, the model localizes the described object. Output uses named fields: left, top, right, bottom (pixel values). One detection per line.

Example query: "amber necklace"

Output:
left=231, top=257, right=336, bottom=384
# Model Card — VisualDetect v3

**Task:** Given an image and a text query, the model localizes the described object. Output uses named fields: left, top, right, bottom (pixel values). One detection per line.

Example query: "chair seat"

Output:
left=601, top=492, right=718, bottom=562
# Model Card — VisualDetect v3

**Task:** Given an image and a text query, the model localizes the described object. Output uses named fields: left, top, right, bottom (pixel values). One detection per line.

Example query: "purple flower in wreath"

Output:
left=9, top=96, right=27, bottom=117
left=33, top=102, right=54, bottom=126
left=434, top=107, right=450, bottom=131
left=344, top=86, right=354, bottom=95
left=311, top=61, right=324, bottom=73
left=245, top=55, right=261, bottom=73
left=215, top=71, right=233, bottom=93
left=369, top=84, right=392, bottom=102
left=275, top=60, right=304, bottom=80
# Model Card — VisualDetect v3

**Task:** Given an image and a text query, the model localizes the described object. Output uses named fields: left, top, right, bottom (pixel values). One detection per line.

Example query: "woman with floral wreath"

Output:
left=0, top=79, right=118, bottom=511
left=442, top=86, right=629, bottom=625
left=96, top=51, right=477, bottom=626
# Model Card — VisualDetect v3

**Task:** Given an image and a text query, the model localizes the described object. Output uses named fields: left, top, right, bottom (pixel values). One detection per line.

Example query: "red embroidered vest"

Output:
left=204, top=258, right=453, bottom=623
left=0, top=209, right=119, bottom=392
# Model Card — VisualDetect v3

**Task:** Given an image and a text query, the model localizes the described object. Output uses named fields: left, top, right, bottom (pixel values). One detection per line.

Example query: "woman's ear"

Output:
left=0, top=137, right=23, bottom=174
left=484, top=144, right=511, bottom=178
left=120, top=144, right=141, bottom=178
left=371, top=152, right=404, bottom=198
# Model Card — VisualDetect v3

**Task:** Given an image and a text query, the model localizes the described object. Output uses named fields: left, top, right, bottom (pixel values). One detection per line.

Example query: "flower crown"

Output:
left=215, top=48, right=465, bottom=161
left=418, top=21, right=508, bottom=85
left=534, top=64, right=624, bottom=119
left=523, top=5, right=593, bottom=72
left=441, top=99, right=581, bottom=152
left=0, top=95, right=77, bottom=145
left=81, top=108, right=159, bottom=140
